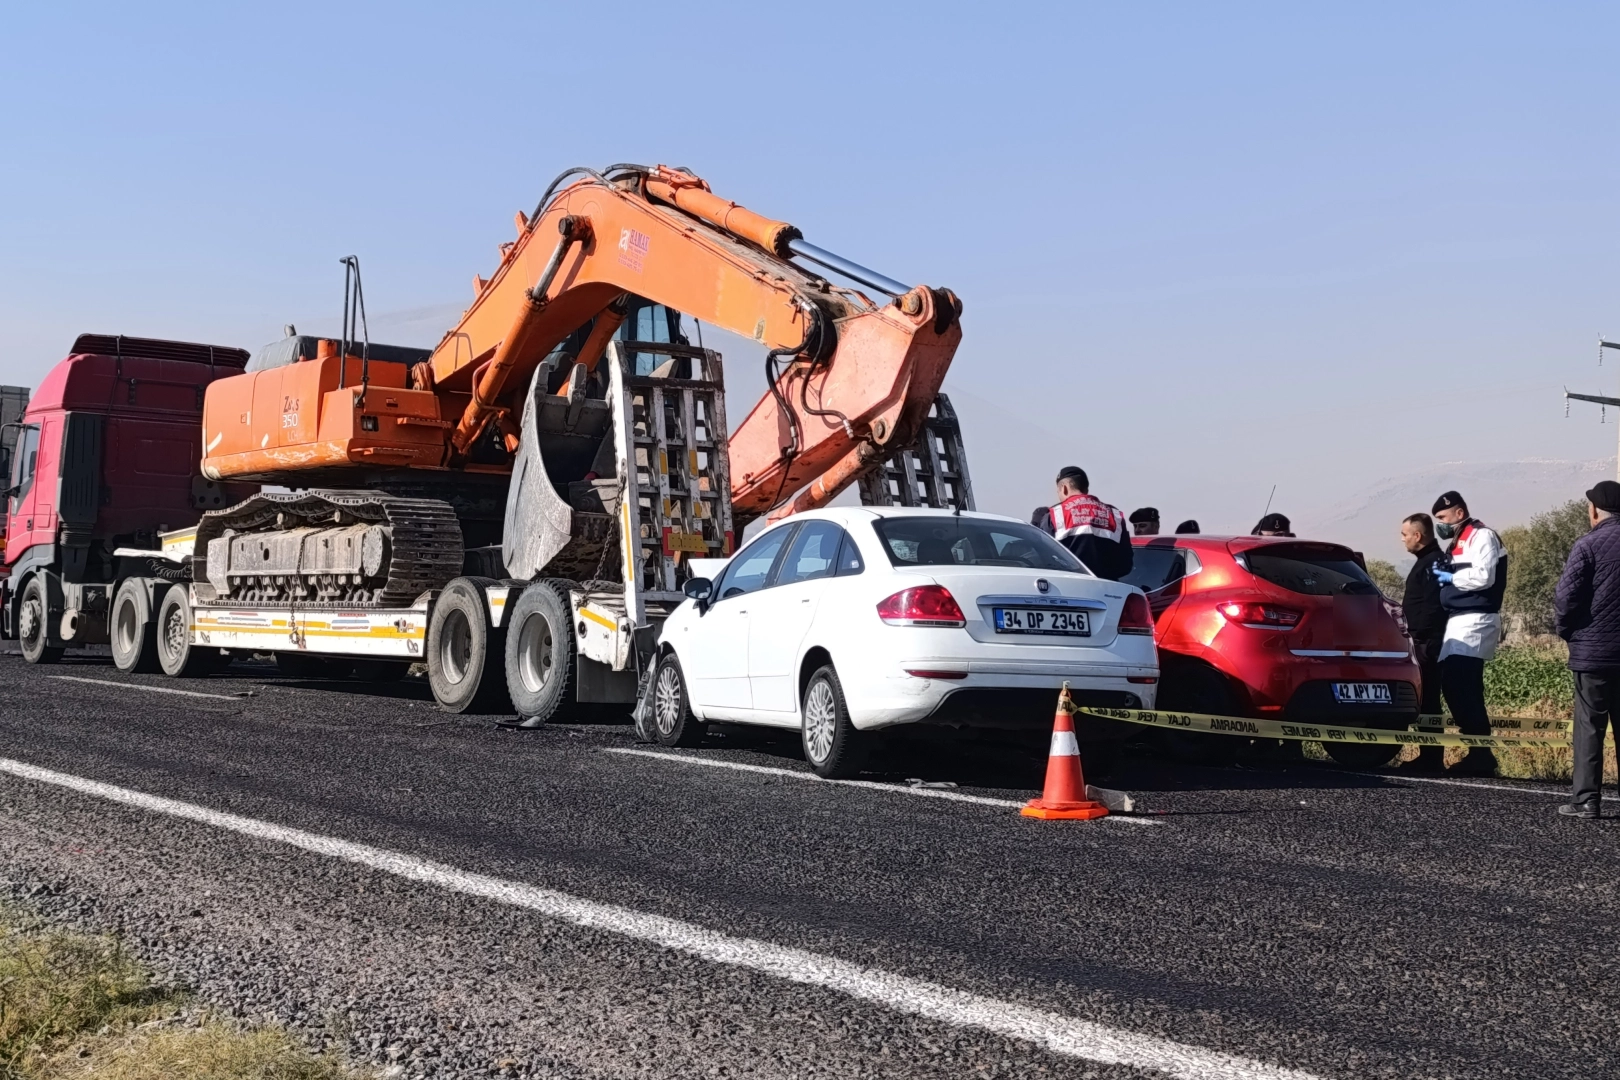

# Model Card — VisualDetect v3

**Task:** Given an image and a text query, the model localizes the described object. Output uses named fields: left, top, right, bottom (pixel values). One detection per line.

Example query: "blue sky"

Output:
left=3, top=2, right=1617, bottom=545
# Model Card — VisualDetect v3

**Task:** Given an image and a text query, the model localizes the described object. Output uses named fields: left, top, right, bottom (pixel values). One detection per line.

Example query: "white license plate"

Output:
left=993, top=607, right=1090, bottom=636
left=1333, top=681, right=1391, bottom=704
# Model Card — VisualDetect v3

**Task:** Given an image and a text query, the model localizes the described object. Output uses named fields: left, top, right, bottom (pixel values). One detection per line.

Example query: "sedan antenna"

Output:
left=1262, top=484, right=1276, bottom=517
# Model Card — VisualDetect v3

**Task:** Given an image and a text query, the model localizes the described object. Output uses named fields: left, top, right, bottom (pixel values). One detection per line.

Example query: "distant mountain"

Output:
left=1294, top=457, right=1613, bottom=565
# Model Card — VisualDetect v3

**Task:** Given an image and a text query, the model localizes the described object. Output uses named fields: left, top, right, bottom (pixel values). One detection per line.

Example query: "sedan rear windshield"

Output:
left=1242, top=544, right=1380, bottom=596
left=872, top=516, right=1085, bottom=573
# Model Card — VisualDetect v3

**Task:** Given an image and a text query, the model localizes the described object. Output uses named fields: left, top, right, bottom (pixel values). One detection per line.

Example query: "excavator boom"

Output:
left=200, top=165, right=962, bottom=522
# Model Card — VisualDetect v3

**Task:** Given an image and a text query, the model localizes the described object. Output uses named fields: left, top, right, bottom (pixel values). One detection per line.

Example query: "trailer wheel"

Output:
left=427, top=577, right=511, bottom=714
left=155, top=588, right=211, bottom=678
left=18, top=575, right=64, bottom=665
left=503, top=581, right=575, bottom=724
left=111, top=578, right=161, bottom=674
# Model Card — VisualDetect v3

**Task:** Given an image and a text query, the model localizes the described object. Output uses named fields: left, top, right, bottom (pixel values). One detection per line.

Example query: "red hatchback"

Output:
left=1122, top=535, right=1421, bottom=767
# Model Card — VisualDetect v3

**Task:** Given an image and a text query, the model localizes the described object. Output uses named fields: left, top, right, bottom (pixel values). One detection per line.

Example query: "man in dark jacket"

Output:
left=1252, top=513, right=1294, bottom=537
left=1038, top=466, right=1133, bottom=580
left=1400, top=512, right=1448, bottom=773
left=1553, top=480, right=1620, bottom=818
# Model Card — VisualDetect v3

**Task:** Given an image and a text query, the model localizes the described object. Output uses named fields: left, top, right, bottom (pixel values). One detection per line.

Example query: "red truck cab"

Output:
left=2, top=334, right=250, bottom=661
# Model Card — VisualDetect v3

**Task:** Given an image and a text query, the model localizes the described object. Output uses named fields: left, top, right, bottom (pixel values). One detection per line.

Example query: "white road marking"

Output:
left=1322, top=768, right=1566, bottom=797
left=47, top=675, right=249, bottom=701
left=0, top=755, right=1304, bottom=1080
left=604, top=748, right=1159, bottom=825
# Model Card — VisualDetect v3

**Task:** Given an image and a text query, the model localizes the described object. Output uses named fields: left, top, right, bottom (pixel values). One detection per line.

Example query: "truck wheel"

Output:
left=155, top=588, right=210, bottom=678
left=651, top=653, right=705, bottom=747
left=427, top=577, right=510, bottom=714
left=111, top=579, right=160, bottom=673
left=18, top=575, right=64, bottom=665
left=503, top=582, right=575, bottom=724
left=351, top=659, right=410, bottom=683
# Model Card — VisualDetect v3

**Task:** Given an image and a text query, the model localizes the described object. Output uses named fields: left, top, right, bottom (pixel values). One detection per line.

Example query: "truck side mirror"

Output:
left=683, top=576, right=713, bottom=612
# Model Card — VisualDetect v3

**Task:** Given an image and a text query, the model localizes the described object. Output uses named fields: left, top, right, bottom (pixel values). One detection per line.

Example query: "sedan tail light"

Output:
left=877, top=585, right=966, bottom=627
left=1119, top=592, right=1154, bottom=635
left=1219, top=602, right=1302, bottom=629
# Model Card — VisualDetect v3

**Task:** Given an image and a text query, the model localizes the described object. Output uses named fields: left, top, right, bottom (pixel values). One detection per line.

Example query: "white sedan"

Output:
left=650, top=507, right=1159, bottom=777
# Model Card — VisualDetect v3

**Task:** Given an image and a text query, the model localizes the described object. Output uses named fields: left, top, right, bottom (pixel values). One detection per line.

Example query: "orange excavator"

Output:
left=127, top=164, right=965, bottom=718
left=200, top=164, right=961, bottom=522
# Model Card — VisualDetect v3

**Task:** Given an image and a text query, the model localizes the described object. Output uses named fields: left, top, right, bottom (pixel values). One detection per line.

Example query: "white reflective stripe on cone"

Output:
left=1049, top=729, right=1080, bottom=757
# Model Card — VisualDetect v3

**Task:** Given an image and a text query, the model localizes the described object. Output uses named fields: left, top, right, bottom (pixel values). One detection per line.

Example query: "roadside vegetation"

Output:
left=0, top=912, right=366, bottom=1080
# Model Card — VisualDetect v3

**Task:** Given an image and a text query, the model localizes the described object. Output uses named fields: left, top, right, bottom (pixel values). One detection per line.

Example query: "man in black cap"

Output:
left=1553, top=480, right=1620, bottom=818
left=1174, top=519, right=1201, bottom=535
left=1399, top=512, right=1448, bottom=773
left=1038, top=466, right=1133, bottom=580
left=1432, top=490, right=1507, bottom=776
left=1252, top=513, right=1294, bottom=537
left=1130, top=507, right=1161, bottom=537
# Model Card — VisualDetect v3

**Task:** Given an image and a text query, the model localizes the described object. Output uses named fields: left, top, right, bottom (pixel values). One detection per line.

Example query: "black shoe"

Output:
left=1558, top=802, right=1600, bottom=820
left=1447, top=750, right=1498, bottom=778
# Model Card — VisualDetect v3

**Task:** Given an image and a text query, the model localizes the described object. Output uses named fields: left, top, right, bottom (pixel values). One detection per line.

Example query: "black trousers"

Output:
left=1573, top=669, right=1620, bottom=808
left=1439, top=655, right=1491, bottom=737
left=1414, top=637, right=1443, bottom=717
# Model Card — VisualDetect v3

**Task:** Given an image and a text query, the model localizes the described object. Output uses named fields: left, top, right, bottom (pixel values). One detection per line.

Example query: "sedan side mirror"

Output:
left=683, top=576, right=713, bottom=612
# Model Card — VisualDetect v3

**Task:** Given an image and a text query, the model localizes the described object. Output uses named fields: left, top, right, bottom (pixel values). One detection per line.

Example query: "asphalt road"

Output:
left=1, top=652, right=1615, bottom=1080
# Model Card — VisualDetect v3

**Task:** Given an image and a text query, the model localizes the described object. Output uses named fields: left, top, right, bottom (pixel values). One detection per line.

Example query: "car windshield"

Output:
left=872, top=516, right=1086, bottom=573
left=1243, top=543, right=1380, bottom=596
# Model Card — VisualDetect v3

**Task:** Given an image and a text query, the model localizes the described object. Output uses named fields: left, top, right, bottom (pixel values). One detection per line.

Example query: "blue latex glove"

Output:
left=1432, top=565, right=1454, bottom=585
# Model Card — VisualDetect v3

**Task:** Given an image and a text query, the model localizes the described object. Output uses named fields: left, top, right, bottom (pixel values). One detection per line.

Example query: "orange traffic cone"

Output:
left=1021, top=683, right=1109, bottom=820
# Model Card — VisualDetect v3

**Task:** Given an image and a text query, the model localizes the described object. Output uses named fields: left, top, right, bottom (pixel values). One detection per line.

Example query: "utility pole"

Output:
left=1566, top=339, right=1620, bottom=482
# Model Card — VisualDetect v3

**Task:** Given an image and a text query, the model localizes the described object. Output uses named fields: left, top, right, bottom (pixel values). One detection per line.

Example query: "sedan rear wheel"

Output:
left=802, top=665, right=865, bottom=779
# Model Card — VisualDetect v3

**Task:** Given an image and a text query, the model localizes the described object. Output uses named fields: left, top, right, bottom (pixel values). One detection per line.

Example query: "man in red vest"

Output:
left=1038, top=466, right=1134, bottom=581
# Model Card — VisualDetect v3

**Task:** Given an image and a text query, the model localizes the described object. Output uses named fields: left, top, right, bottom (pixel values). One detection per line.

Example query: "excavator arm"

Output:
left=201, top=165, right=961, bottom=523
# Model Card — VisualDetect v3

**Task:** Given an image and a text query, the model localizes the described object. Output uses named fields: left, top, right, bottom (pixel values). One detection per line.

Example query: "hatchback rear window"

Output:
left=873, top=516, right=1085, bottom=573
left=1242, top=544, right=1379, bottom=596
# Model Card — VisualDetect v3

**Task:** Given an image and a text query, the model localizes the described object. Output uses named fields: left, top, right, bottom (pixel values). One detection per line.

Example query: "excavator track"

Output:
left=191, top=489, right=464, bottom=608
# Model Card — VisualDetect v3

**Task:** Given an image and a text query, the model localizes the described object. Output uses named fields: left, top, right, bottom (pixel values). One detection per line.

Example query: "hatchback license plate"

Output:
left=1333, top=681, right=1391, bottom=705
left=993, top=607, right=1090, bottom=636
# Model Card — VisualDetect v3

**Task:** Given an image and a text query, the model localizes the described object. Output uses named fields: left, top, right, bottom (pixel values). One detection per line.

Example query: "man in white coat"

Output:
left=1432, top=490, right=1507, bottom=776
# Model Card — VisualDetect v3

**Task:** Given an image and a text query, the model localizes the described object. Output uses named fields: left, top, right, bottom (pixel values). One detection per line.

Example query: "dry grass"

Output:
left=32, top=1027, right=356, bottom=1080
left=0, top=913, right=364, bottom=1080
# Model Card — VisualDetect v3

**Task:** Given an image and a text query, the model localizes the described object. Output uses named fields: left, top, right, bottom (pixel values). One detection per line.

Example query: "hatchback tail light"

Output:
left=1119, top=593, right=1154, bottom=635
left=877, top=585, right=967, bottom=627
left=1218, top=602, right=1302, bottom=629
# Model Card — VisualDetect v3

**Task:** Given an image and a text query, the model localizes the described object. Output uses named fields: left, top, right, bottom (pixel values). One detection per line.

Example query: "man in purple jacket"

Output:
left=1553, top=480, right=1620, bottom=819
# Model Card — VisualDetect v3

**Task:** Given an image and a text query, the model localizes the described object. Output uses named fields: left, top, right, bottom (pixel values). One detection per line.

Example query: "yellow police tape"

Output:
left=1415, top=713, right=1572, bottom=734
left=1075, top=707, right=1570, bottom=750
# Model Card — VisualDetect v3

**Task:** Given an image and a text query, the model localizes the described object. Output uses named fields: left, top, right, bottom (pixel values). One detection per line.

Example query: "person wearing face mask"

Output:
left=1431, top=490, right=1507, bottom=776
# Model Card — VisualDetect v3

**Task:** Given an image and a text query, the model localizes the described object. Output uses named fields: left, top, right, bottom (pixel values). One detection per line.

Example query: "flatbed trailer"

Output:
left=114, top=340, right=734, bottom=719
